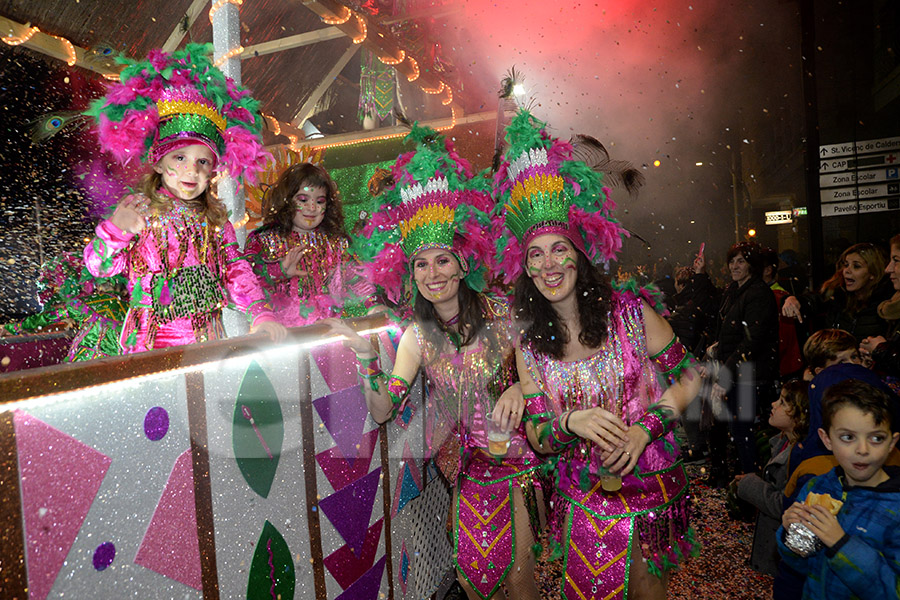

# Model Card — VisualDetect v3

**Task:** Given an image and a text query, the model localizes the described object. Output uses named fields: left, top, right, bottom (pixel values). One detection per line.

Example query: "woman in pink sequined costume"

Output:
left=244, top=163, right=356, bottom=326
left=326, top=122, right=542, bottom=600
left=83, top=44, right=284, bottom=352
left=495, top=109, right=701, bottom=600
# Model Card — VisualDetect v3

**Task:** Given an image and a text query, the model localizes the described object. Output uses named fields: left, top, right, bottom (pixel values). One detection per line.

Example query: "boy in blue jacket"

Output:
left=777, top=378, right=900, bottom=599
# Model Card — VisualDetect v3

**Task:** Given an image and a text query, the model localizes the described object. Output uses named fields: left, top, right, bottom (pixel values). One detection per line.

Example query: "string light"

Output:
left=3, top=24, right=39, bottom=46
left=214, top=45, right=244, bottom=67
left=50, top=35, right=77, bottom=66
left=102, top=72, right=121, bottom=81
left=406, top=56, right=419, bottom=81
left=421, top=81, right=445, bottom=95
left=263, top=114, right=281, bottom=136
left=378, top=49, right=405, bottom=65
left=233, top=212, right=250, bottom=228
left=312, top=106, right=458, bottom=151
left=441, top=86, right=453, bottom=106
left=352, top=14, right=367, bottom=44
left=209, top=0, right=243, bottom=22
left=320, top=5, right=352, bottom=25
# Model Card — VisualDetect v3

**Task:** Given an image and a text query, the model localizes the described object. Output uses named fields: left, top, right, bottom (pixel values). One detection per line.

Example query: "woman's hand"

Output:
left=782, top=296, right=803, bottom=322
left=250, top=320, right=287, bottom=342
left=492, top=383, right=524, bottom=432
left=110, top=194, right=148, bottom=234
left=566, top=407, right=629, bottom=453
left=860, top=335, right=886, bottom=356
left=280, top=246, right=309, bottom=279
left=321, top=317, right=375, bottom=357
left=600, top=425, right=651, bottom=475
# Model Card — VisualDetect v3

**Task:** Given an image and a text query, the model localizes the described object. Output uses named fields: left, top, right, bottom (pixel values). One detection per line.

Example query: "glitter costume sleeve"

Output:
left=84, top=219, right=134, bottom=278
left=220, top=222, right=274, bottom=326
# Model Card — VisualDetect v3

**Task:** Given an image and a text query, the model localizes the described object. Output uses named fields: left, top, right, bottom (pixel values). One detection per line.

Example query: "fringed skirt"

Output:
left=552, top=461, right=696, bottom=600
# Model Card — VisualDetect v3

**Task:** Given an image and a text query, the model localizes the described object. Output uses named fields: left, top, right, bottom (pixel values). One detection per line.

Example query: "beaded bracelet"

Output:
left=357, top=354, right=386, bottom=392
left=547, top=410, right=579, bottom=451
left=635, top=406, right=676, bottom=443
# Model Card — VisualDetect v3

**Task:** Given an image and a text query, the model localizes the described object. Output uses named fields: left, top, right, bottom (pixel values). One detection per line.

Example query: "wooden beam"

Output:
left=161, top=0, right=210, bottom=53
left=291, top=42, right=360, bottom=127
left=0, top=15, right=120, bottom=77
left=243, top=27, right=345, bottom=59
left=309, top=110, right=500, bottom=150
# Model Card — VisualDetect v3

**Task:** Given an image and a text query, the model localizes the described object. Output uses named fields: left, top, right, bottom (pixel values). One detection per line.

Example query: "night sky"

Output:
left=0, top=44, right=120, bottom=320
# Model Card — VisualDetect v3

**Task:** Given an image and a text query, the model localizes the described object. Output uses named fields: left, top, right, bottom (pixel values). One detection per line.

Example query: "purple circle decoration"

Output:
left=144, top=406, right=170, bottom=441
left=92, top=542, right=116, bottom=571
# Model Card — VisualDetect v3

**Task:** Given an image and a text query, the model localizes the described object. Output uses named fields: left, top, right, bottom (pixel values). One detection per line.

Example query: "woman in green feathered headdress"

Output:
left=326, top=122, right=543, bottom=600
left=496, top=109, right=703, bottom=600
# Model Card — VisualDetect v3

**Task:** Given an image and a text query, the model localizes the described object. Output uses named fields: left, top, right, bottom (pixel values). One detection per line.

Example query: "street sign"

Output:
left=821, top=197, right=900, bottom=218
left=819, top=166, right=900, bottom=188
left=819, top=152, right=900, bottom=173
left=820, top=181, right=900, bottom=203
left=819, top=136, right=900, bottom=159
left=765, top=210, right=793, bottom=225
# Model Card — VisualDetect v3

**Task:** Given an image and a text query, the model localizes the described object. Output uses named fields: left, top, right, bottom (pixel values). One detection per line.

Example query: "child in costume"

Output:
left=1, top=252, right=127, bottom=362
left=244, top=162, right=355, bottom=326
left=496, top=109, right=701, bottom=600
left=735, top=379, right=809, bottom=576
left=778, top=378, right=900, bottom=599
left=83, top=44, right=284, bottom=352
left=326, top=123, right=542, bottom=600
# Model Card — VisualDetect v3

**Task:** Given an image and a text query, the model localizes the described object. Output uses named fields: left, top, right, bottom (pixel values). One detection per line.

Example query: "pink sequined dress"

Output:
left=520, top=290, right=695, bottom=600
left=409, top=297, right=541, bottom=600
left=84, top=200, right=274, bottom=353
left=243, top=227, right=351, bottom=326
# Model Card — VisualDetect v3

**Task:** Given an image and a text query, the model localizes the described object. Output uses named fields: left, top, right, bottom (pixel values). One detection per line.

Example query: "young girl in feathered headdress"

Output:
left=244, top=162, right=359, bottom=326
left=83, top=44, right=285, bottom=352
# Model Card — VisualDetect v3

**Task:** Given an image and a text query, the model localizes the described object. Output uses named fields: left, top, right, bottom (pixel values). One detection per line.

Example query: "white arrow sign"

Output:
left=819, top=152, right=900, bottom=174
left=819, top=136, right=900, bottom=158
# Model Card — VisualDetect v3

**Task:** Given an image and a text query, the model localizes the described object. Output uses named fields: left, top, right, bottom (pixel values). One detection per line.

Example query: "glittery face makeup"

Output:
left=526, top=234, right=578, bottom=302
left=154, top=144, right=215, bottom=201
left=413, top=248, right=462, bottom=304
left=291, top=183, right=328, bottom=232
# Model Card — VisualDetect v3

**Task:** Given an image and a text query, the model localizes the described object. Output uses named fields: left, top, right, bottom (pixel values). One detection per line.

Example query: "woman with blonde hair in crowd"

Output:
left=782, top=242, right=891, bottom=340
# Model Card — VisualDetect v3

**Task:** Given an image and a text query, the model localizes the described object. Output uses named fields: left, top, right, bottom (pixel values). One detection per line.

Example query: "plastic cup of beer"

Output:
left=487, top=420, right=511, bottom=458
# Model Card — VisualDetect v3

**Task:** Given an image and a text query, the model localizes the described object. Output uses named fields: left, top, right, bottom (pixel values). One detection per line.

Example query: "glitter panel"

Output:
left=232, top=360, right=284, bottom=499
left=14, top=410, right=111, bottom=600
left=318, top=467, right=382, bottom=556
left=323, top=519, right=384, bottom=590
left=333, top=555, right=387, bottom=600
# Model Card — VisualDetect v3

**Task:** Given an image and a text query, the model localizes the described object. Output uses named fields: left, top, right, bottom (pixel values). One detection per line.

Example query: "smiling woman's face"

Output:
left=412, top=248, right=463, bottom=304
left=525, top=234, right=578, bottom=303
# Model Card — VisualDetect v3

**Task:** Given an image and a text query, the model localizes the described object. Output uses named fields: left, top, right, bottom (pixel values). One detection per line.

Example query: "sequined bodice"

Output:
left=413, top=297, right=518, bottom=449
left=253, top=228, right=346, bottom=296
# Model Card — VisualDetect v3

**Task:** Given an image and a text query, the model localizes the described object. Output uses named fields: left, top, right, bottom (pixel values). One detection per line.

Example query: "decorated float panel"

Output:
left=0, top=315, right=453, bottom=599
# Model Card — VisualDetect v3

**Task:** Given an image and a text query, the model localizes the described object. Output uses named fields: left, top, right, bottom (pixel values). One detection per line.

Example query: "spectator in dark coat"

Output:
left=707, top=241, right=780, bottom=479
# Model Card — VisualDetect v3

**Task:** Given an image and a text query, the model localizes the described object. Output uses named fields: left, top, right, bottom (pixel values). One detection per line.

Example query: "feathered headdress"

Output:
left=493, top=109, right=636, bottom=284
left=356, top=123, right=497, bottom=304
left=85, top=43, right=268, bottom=183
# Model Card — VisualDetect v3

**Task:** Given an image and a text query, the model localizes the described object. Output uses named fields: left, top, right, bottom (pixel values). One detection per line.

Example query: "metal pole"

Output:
left=800, top=0, right=824, bottom=288
left=212, top=1, right=250, bottom=337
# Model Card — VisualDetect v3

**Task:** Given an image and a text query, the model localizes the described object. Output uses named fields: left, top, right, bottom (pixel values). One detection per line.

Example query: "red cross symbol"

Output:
left=888, top=154, right=897, bottom=164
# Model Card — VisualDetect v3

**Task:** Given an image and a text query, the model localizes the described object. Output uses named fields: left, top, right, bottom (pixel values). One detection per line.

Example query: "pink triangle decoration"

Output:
left=13, top=410, right=112, bottom=600
left=334, top=555, right=387, bottom=600
left=323, top=518, right=384, bottom=590
left=134, top=449, right=202, bottom=590
left=313, top=387, right=371, bottom=464
left=316, top=429, right=379, bottom=492
left=318, top=468, right=382, bottom=555
left=311, top=343, right=359, bottom=392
